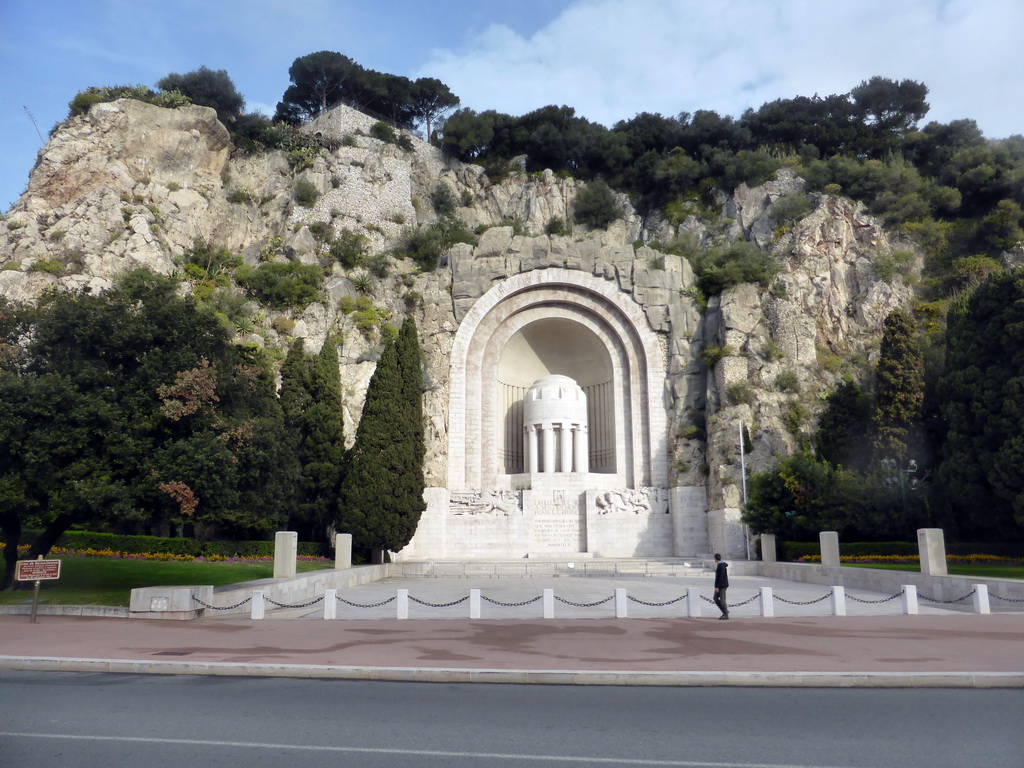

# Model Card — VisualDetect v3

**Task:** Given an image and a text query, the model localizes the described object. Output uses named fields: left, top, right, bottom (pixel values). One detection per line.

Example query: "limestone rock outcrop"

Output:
left=0, top=101, right=917, bottom=514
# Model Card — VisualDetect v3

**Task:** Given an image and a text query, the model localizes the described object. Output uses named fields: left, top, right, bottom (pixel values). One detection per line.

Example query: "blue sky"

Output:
left=3, top=0, right=1022, bottom=212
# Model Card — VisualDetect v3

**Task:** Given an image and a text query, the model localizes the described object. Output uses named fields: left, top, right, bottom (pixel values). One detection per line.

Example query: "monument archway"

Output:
left=448, top=268, right=669, bottom=492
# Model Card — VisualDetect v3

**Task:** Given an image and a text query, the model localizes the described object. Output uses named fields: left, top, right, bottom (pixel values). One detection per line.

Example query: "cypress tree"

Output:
left=299, top=338, right=345, bottom=540
left=872, top=310, right=924, bottom=461
left=337, top=317, right=425, bottom=557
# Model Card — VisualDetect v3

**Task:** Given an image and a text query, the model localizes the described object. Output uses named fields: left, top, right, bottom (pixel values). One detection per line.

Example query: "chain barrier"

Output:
left=729, top=593, right=761, bottom=607
left=265, top=596, right=324, bottom=609
left=700, top=595, right=715, bottom=604
left=918, top=589, right=975, bottom=604
left=408, top=595, right=469, bottom=608
left=774, top=591, right=833, bottom=606
left=481, top=595, right=544, bottom=607
left=192, top=595, right=252, bottom=610
left=989, top=592, right=1024, bottom=603
left=336, top=595, right=397, bottom=608
left=846, top=590, right=904, bottom=604
left=554, top=595, right=614, bottom=608
left=627, top=595, right=686, bottom=607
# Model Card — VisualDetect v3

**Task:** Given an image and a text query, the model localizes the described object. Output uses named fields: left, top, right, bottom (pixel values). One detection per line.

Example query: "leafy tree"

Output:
left=275, top=51, right=363, bottom=123
left=815, top=380, right=874, bottom=472
left=873, top=310, right=924, bottom=461
left=235, top=262, right=324, bottom=309
left=337, top=316, right=424, bottom=558
left=157, top=66, right=245, bottom=126
left=0, top=272, right=289, bottom=589
left=689, top=241, right=779, bottom=296
left=939, top=270, right=1024, bottom=537
left=410, top=77, right=460, bottom=141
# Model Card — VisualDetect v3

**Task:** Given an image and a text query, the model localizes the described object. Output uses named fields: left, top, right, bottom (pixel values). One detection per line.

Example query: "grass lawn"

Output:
left=848, top=563, right=1024, bottom=580
left=0, top=557, right=332, bottom=607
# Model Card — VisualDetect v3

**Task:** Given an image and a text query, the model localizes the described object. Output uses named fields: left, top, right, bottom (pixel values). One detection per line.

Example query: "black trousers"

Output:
left=714, top=587, right=728, bottom=616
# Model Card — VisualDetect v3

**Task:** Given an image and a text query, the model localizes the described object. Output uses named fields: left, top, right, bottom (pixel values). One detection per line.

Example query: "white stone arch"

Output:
left=448, top=268, right=668, bottom=491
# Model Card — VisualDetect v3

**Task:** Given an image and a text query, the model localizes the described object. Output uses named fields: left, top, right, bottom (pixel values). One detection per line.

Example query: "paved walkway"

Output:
left=2, top=572, right=1022, bottom=687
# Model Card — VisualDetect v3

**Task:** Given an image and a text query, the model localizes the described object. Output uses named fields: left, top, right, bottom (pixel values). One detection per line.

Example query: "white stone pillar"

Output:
left=819, top=531, right=840, bottom=568
left=574, top=425, right=589, bottom=473
left=760, top=586, right=774, bottom=617
left=615, top=588, right=627, bottom=618
left=760, top=533, right=777, bottom=563
left=686, top=587, right=702, bottom=618
left=918, top=528, right=948, bottom=576
left=831, top=586, right=846, bottom=616
left=525, top=425, right=538, bottom=474
left=470, top=588, right=481, bottom=619
left=273, top=531, right=298, bottom=579
left=902, top=584, right=918, bottom=615
left=334, top=533, right=352, bottom=570
left=324, top=589, right=337, bottom=619
left=972, top=584, right=991, bottom=615
left=543, top=588, right=554, bottom=618
left=560, top=422, right=573, bottom=473
left=251, top=590, right=265, bottom=620
left=397, top=588, right=409, bottom=620
left=542, top=423, right=556, bottom=473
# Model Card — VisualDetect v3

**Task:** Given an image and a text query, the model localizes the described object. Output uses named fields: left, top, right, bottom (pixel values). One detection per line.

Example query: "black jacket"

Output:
left=714, top=561, right=729, bottom=589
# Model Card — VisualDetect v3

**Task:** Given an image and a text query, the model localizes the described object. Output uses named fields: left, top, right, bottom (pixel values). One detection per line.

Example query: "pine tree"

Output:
left=337, top=317, right=425, bottom=557
left=872, top=310, right=923, bottom=461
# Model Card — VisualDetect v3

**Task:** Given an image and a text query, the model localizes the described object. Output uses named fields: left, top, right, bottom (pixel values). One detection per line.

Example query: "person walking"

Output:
left=713, top=553, right=729, bottom=619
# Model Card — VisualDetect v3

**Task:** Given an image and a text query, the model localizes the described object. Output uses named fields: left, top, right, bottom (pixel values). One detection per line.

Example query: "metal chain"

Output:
left=700, top=595, right=716, bottom=604
left=847, top=590, right=904, bottom=604
left=627, top=595, right=686, bottom=607
left=408, top=595, right=469, bottom=608
left=989, top=592, right=1024, bottom=603
left=774, top=591, right=833, bottom=606
left=554, top=595, right=614, bottom=608
left=336, top=595, right=397, bottom=608
left=265, top=596, right=324, bottom=609
left=729, top=593, right=760, bottom=607
left=481, top=595, right=543, bottom=607
left=192, top=595, right=252, bottom=610
left=918, top=589, right=975, bottom=604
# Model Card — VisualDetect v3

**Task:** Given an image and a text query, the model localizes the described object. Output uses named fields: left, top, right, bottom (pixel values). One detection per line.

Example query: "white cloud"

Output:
left=420, top=0, right=1024, bottom=137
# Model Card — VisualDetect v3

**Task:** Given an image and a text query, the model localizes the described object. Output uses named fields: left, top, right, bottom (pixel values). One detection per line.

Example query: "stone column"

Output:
left=918, top=528, right=948, bottom=576
left=760, top=533, right=777, bottom=563
left=560, top=422, right=573, bottom=473
left=819, top=531, right=840, bottom=568
left=574, top=425, right=589, bottom=473
left=273, top=531, right=298, bottom=579
left=525, top=425, right=538, bottom=474
left=542, top=422, right=556, bottom=473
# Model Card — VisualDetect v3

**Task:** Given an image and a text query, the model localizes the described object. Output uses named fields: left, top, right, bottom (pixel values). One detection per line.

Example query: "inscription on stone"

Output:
left=531, top=491, right=583, bottom=551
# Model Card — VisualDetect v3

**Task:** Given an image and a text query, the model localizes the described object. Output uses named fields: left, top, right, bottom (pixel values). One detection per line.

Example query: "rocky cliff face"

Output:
left=0, top=101, right=916, bottom=511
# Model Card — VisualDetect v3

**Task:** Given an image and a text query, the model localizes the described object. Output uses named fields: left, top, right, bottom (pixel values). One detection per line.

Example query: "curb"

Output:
left=1, top=656, right=1021, bottom=688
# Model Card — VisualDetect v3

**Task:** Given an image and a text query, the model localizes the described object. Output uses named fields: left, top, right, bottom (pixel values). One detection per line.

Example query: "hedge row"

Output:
left=777, top=540, right=1024, bottom=561
left=11, top=531, right=329, bottom=559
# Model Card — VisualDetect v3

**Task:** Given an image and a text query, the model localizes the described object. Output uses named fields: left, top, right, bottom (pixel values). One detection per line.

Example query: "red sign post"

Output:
left=16, top=557, right=61, bottom=623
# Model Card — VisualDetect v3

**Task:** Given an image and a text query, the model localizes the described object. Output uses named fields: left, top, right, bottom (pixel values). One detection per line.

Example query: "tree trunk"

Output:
left=1, top=513, right=21, bottom=591
left=27, top=513, right=75, bottom=561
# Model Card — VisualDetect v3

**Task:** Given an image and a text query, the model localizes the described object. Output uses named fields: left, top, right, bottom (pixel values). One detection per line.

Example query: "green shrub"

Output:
left=700, top=344, right=734, bottom=368
left=690, top=240, right=779, bottom=296
left=774, top=370, right=800, bottom=392
left=872, top=249, right=915, bottom=281
left=395, top=226, right=445, bottom=271
left=545, top=217, right=569, bottom=236
left=308, top=221, right=333, bottom=241
left=177, top=239, right=240, bottom=280
left=350, top=272, right=373, bottom=294
left=369, top=121, right=413, bottom=150
left=431, top=184, right=458, bottom=217
left=294, top=179, right=320, bottom=208
left=235, top=261, right=324, bottom=309
left=573, top=181, right=622, bottom=229
left=726, top=380, right=754, bottom=405
left=30, top=258, right=65, bottom=275
left=329, top=229, right=369, bottom=268
left=770, top=192, right=814, bottom=226
left=271, top=316, right=296, bottom=335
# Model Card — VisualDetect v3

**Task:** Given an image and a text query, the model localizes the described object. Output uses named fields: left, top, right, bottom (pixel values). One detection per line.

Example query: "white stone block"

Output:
left=686, top=587, right=701, bottom=618
left=831, top=586, right=846, bottom=616
left=543, top=588, right=554, bottom=619
left=397, top=589, right=409, bottom=620
left=918, top=528, right=948, bottom=576
left=973, top=584, right=991, bottom=615
left=902, top=584, right=918, bottom=615
left=615, top=588, right=627, bottom=618
left=819, top=531, right=840, bottom=568
left=251, top=590, right=265, bottom=620
left=273, top=531, right=298, bottom=579
left=470, top=588, right=481, bottom=619
left=334, top=534, right=352, bottom=570
left=324, top=589, right=337, bottom=620
left=760, top=587, right=774, bottom=617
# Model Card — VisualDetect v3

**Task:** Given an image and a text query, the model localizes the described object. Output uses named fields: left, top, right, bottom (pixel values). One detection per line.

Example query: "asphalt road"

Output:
left=1, top=672, right=1021, bottom=768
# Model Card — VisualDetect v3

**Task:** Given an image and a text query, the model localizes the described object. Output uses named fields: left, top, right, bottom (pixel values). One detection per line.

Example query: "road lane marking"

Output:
left=0, top=732, right=858, bottom=768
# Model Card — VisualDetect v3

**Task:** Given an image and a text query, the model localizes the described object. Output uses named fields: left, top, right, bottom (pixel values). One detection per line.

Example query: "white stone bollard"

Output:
left=334, top=534, right=352, bottom=570
left=759, top=587, right=774, bottom=617
left=273, top=531, right=298, bottom=579
left=615, top=588, right=627, bottom=618
left=831, top=586, right=846, bottom=616
left=470, top=588, right=481, bottom=619
left=686, top=587, right=701, bottom=618
left=918, top=528, right=948, bottom=576
left=324, top=589, right=337, bottom=620
left=819, top=531, right=840, bottom=568
left=902, top=585, right=919, bottom=615
left=251, top=590, right=265, bottom=620
left=543, top=588, right=554, bottom=619
left=972, top=584, right=991, bottom=615
left=397, top=589, right=409, bottom=620
left=760, top=533, right=777, bottom=563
